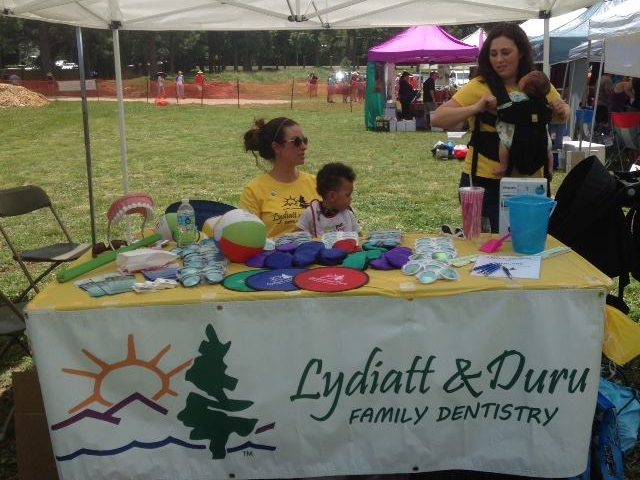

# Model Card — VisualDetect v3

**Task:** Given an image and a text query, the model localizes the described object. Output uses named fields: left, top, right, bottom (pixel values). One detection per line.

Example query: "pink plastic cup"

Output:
left=459, top=186, right=485, bottom=242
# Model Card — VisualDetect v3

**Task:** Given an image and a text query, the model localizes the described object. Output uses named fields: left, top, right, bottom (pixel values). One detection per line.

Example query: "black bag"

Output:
left=549, top=157, right=640, bottom=311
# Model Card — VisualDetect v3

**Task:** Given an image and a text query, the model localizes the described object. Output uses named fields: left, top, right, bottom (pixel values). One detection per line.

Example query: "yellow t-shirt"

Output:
left=453, top=76, right=562, bottom=179
left=240, top=171, right=319, bottom=237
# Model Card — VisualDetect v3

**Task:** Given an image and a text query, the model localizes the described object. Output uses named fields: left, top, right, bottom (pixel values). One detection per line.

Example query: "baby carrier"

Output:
left=548, top=156, right=640, bottom=312
left=469, top=80, right=552, bottom=178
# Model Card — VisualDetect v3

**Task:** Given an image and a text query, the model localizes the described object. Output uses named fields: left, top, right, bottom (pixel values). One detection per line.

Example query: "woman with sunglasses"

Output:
left=241, top=117, right=319, bottom=237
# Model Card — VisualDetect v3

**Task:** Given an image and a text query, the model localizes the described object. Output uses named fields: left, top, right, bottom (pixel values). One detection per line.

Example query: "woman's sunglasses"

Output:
left=284, top=136, right=309, bottom=147
left=92, top=239, right=128, bottom=257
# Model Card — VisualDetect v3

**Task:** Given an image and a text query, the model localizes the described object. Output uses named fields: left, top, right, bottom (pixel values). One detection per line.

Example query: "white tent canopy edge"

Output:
left=3, top=0, right=599, bottom=30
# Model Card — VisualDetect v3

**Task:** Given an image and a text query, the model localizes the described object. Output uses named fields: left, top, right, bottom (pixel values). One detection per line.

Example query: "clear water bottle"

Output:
left=176, top=198, right=197, bottom=247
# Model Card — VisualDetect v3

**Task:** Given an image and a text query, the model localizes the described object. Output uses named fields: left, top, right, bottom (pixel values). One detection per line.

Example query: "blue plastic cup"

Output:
left=505, top=195, right=556, bottom=254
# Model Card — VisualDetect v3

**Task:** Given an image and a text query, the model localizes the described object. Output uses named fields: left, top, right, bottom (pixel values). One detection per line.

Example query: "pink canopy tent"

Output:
left=368, top=25, right=479, bottom=64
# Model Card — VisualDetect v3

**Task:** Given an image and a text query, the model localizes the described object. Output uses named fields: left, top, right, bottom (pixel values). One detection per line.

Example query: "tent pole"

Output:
left=542, top=12, right=550, bottom=77
left=111, top=24, right=130, bottom=194
left=578, top=41, right=592, bottom=152
left=588, top=46, right=604, bottom=147
left=561, top=62, right=569, bottom=97
left=76, top=26, right=97, bottom=247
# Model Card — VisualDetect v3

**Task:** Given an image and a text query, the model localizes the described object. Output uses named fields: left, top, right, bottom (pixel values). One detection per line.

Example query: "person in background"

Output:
left=327, top=72, right=336, bottom=103
left=241, top=117, right=319, bottom=237
left=46, top=71, right=55, bottom=97
left=431, top=23, right=569, bottom=231
left=308, top=72, right=319, bottom=97
left=596, top=72, right=613, bottom=127
left=609, top=76, right=633, bottom=112
left=423, top=71, right=438, bottom=130
left=8, top=73, right=20, bottom=86
left=629, top=78, right=640, bottom=111
left=195, top=70, right=205, bottom=95
left=297, top=162, right=359, bottom=237
left=156, top=71, right=166, bottom=96
left=398, top=71, right=416, bottom=120
left=175, top=71, right=185, bottom=98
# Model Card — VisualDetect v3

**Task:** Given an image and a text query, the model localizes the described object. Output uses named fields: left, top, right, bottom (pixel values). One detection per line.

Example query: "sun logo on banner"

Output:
left=62, top=334, right=192, bottom=414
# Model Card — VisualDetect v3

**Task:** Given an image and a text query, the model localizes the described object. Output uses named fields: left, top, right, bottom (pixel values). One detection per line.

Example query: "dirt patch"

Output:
left=0, top=83, right=50, bottom=108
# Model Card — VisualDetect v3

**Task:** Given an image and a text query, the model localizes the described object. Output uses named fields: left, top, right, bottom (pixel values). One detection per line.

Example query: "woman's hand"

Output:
left=550, top=98, right=570, bottom=122
left=474, top=94, right=497, bottom=114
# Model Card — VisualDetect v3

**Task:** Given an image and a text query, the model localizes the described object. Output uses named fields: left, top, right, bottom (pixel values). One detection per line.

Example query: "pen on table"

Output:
left=501, top=265, right=512, bottom=279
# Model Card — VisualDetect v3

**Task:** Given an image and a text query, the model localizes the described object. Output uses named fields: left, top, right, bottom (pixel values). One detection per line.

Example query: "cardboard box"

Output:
left=384, top=106, right=397, bottom=120
left=405, top=119, right=416, bottom=132
left=14, top=369, right=60, bottom=480
left=499, top=177, right=548, bottom=236
left=562, top=140, right=606, bottom=165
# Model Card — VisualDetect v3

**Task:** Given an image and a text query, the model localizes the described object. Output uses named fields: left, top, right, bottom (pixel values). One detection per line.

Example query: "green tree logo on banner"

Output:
left=178, top=324, right=258, bottom=459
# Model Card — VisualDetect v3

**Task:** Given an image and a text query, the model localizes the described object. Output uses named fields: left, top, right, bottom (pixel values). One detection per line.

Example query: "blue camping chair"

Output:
left=165, top=200, right=235, bottom=231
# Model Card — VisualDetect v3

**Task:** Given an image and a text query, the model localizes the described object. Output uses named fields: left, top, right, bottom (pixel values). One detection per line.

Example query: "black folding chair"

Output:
left=0, top=289, right=30, bottom=442
left=0, top=289, right=28, bottom=363
left=0, top=185, right=90, bottom=302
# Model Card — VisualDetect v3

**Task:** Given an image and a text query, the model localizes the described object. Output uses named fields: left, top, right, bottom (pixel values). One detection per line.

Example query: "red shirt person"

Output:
left=195, top=70, right=206, bottom=93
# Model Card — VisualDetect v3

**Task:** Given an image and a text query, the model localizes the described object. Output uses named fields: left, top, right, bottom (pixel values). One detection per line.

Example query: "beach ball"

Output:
left=156, top=213, right=178, bottom=241
left=214, top=209, right=266, bottom=262
left=202, top=215, right=222, bottom=239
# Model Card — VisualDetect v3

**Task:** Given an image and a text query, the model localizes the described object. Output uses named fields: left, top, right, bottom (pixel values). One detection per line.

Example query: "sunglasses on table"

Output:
left=283, top=136, right=309, bottom=147
left=92, top=239, right=128, bottom=257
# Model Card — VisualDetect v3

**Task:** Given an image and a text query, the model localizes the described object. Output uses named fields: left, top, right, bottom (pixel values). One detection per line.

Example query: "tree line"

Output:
left=0, top=17, right=482, bottom=79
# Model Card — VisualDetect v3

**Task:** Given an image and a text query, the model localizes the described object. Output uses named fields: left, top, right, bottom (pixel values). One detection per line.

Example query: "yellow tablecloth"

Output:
left=27, top=235, right=611, bottom=312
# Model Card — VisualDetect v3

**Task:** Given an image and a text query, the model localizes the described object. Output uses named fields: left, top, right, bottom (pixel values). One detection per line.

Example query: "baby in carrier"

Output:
left=494, top=71, right=554, bottom=177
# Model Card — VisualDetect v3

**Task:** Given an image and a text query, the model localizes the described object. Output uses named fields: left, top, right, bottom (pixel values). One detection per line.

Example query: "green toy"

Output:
left=57, top=233, right=162, bottom=283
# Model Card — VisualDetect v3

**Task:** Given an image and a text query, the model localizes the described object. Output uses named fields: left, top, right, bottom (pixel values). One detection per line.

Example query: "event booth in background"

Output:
left=528, top=4, right=606, bottom=66
left=365, top=25, right=478, bottom=130
left=527, top=3, right=609, bottom=139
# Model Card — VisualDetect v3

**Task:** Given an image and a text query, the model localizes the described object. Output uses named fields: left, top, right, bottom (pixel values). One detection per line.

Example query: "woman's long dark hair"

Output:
left=477, top=23, right=534, bottom=91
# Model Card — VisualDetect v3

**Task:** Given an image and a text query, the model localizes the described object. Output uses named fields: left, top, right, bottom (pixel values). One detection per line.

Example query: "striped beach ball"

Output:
left=214, top=209, right=266, bottom=262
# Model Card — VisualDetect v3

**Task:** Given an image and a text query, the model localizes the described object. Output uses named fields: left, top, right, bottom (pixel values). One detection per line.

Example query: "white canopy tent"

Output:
left=0, top=0, right=599, bottom=240
left=588, top=0, right=640, bottom=78
left=3, top=0, right=599, bottom=31
left=461, top=27, right=486, bottom=49
left=567, top=38, right=603, bottom=62
left=520, top=7, right=586, bottom=37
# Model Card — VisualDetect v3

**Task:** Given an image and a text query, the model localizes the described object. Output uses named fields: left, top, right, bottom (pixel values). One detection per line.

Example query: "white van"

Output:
left=449, top=70, right=470, bottom=88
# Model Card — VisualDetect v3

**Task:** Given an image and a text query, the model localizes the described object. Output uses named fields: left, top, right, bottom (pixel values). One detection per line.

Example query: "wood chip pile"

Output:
left=0, top=83, right=50, bottom=108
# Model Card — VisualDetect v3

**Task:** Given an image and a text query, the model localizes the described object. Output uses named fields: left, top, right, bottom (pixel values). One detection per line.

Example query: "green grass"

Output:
left=1, top=98, right=640, bottom=479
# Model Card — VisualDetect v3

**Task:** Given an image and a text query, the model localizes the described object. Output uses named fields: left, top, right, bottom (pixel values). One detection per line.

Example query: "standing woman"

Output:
left=398, top=71, right=416, bottom=120
left=431, top=23, right=570, bottom=231
left=241, top=117, right=319, bottom=237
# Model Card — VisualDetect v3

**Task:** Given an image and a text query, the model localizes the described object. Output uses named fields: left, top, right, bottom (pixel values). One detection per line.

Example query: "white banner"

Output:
left=26, top=289, right=604, bottom=480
